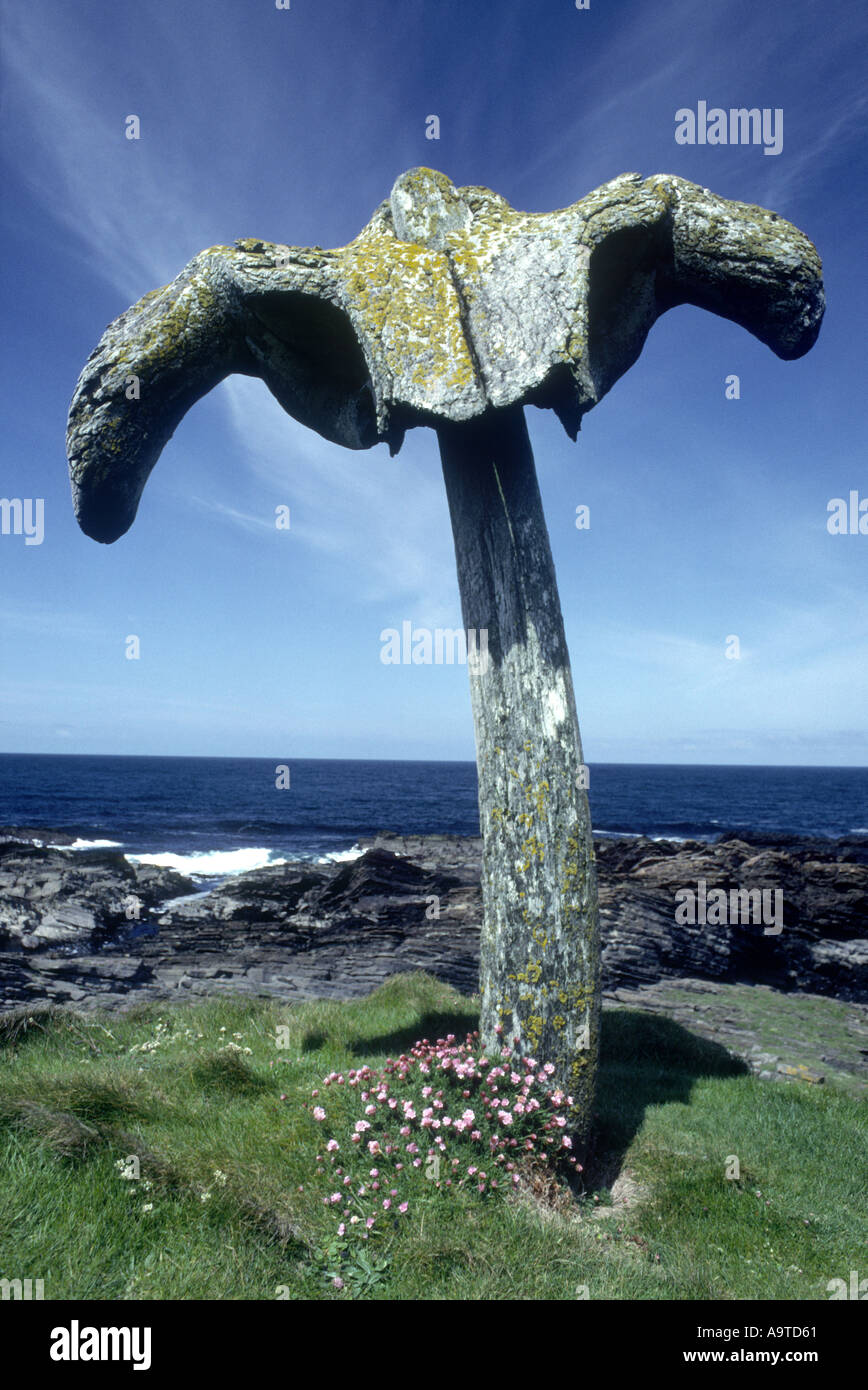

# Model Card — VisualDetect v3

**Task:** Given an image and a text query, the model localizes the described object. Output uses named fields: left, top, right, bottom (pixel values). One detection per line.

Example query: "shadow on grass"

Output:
left=586, top=1009, right=749, bottom=1191
left=301, top=1009, right=478, bottom=1059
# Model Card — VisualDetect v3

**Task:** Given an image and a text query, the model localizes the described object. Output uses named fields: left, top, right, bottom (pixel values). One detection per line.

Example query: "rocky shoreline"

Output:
left=0, top=825, right=865, bottom=1085
left=1, top=824, right=866, bottom=1012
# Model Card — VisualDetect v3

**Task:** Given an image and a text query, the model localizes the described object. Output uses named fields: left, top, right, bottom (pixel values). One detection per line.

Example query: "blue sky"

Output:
left=1, top=0, right=866, bottom=764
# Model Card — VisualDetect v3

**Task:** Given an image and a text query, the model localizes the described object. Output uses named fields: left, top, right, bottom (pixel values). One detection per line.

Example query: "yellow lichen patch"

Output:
left=136, top=284, right=171, bottom=307
left=559, top=985, right=592, bottom=1011
left=337, top=234, right=479, bottom=409
left=119, top=269, right=224, bottom=381
left=520, top=835, right=544, bottom=869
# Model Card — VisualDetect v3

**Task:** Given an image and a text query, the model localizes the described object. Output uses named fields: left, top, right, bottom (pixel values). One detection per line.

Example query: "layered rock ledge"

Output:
left=1, top=829, right=865, bottom=1017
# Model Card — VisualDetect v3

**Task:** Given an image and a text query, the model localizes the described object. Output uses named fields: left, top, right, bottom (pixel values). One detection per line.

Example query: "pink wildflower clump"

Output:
left=308, top=1032, right=582, bottom=1244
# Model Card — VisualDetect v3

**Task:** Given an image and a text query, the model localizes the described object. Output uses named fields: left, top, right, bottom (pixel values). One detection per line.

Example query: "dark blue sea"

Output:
left=0, top=755, right=866, bottom=880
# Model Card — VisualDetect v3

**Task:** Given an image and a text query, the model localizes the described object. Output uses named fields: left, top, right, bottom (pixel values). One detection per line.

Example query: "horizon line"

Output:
left=1, top=751, right=867, bottom=771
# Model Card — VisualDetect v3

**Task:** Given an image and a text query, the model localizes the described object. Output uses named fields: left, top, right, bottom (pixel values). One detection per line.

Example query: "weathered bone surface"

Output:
left=66, top=169, right=824, bottom=1149
left=67, top=168, right=823, bottom=543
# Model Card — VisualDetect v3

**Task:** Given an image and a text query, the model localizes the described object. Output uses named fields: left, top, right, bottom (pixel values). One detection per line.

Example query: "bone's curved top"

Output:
left=67, top=167, right=824, bottom=542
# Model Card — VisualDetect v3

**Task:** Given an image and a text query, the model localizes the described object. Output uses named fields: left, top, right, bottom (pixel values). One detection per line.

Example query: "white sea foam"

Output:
left=126, top=847, right=288, bottom=877
left=50, top=838, right=124, bottom=850
left=317, top=845, right=364, bottom=865
left=595, top=830, right=700, bottom=844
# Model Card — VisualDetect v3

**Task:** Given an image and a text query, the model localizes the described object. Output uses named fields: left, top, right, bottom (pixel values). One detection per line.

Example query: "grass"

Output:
left=638, top=979, right=868, bottom=1096
left=0, top=972, right=864, bottom=1300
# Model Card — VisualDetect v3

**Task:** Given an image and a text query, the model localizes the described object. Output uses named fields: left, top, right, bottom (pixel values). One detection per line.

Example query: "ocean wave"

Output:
left=594, top=829, right=710, bottom=844
left=213, top=819, right=354, bottom=836
left=595, top=829, right=693, bottom=841
left=49, top=838, right=124, bottom=851
left=126, top=842, right=365, bottom=879
left=126, top=847, right=289, bottom=877
left=317, top=845, right=364, bottom=865
left=595, top=819, right=735, bottom=841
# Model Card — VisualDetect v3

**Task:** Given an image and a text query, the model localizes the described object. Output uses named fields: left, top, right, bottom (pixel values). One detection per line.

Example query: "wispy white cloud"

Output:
left=762, top=85, right=868, bottom=208
left=2, top=7, right=464, bottom=630
left=219, top=377, right=462, bottom=625
left=0, top=601, right=105, bottom=643
left=2, top=11, right=196, bottom=295
left=188, top=496, right=281, bottom=536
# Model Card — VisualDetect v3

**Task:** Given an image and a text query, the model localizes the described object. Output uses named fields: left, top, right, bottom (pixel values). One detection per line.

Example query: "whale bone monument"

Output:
left=67, top=167, right=824, bottom=1150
